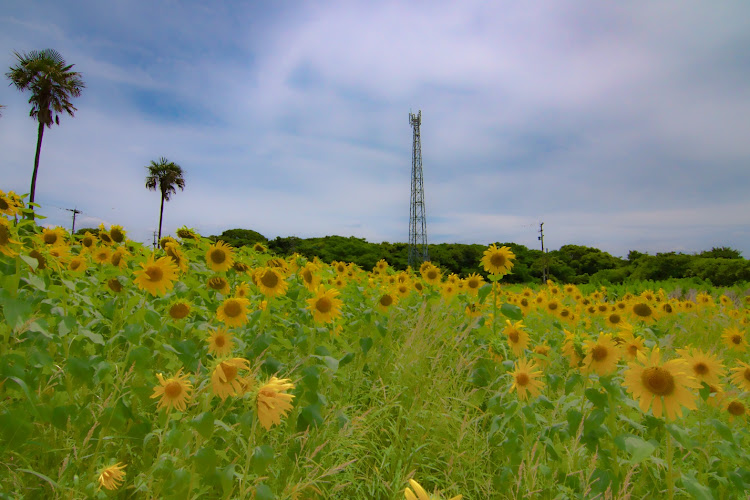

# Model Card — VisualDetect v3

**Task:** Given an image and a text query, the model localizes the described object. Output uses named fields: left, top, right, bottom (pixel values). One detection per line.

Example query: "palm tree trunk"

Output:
left=158, top=191, right=165, bottom=242
left=28, top=122, right=45, bottom=218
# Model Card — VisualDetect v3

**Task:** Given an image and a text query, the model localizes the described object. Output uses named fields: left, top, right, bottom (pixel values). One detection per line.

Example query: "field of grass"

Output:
left=1, top=211, right=749, bottom=499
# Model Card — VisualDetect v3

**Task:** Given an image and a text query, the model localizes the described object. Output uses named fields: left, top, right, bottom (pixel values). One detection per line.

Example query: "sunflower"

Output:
left=307, top=287, right=344, bottom=324
left=725, top=399, right=747, bottom=422
left=159, top=236, right=178, bottom=250
left=80, top=231, right=96, bottom=251
left=463, top=273, right=485, bottom=296
left=504, top=320, right=529, bottom=357
left=604, top=312, right=627, bottom=329
left=481, top=244, right=515, bottom=276
left=623, top=347, right=700, bottom=420
left=255, top=267, right=288, bottom=298
left=110, top=247, right=129, bottom=269
left=333, top=261, right=348, bottom=274
left=92, top=245, right=112, bottom=265
left=41, top=227, right=66, bottom=246
left=562, top=330, right=587, bottom=368
left=0, top=219, right=20, bottom=257
left=206, top=240, right=235, bottom=272
left=405, top=479, right=463, bottom=500
left=441, top=282, right=458, bottom=300
left=134, top=254, right=179, bottom=296
left=252, top=242, right=267, bottom=252
left=107, top=278, right=124, bottom=293
left=532, top=343, right=551, bottom=368
left=629, top=302, right=656, bottom=322
left=723, top=326, right=747, bottom=352
left=168, top=300, right=191, bottom=320
left=730, top=361, right=750, bottom=391
left=98, top=224, right=113, bottom=245
left=509, top=358, right=545, bottom=401
left=176, top=226, right=199, bottom=240
left=374, top=259, right=389, bottom=274
left=165, top=242, right=188, bottom=273
left=413, top=281, right=425, bottom=294
left=256, top=376, right=296, bottom=430
left=109, top=225, right=126, bottom=243
left=207, top=276, right=231, bottom=295
left=232, top=260, right=249, bottom=273
left=98, top=462, right=127, bottom=491
left=620, top=332, right=645, bottom=361
left=377, top=292, right=397, bottom=313
left=211, top=358, right=252, bottom=401
left=67, top=256, right=88, bottom=273
left=234, top=282, right=250, bottom=298
left=421, top=265, right=442, bottom=285
left=216, top=297, right=251, bottom=327
left=676, top=347, right=725, bottom=387
left=581, top=334, right=620, bottom=376
left=299, top=262, right=320, bottom=291
left=27, top=248, right=47, bottom=270
left=395, top=282, right=412, bottom=298
left=0, top=190, right=20, bottom=217
left=544, top=299, right=561, bottom=316
left=150, top=368, right=193, bottom=412
left=465, top=302, right=483, bottom=319
left=207, top=327, right=235, bottom=357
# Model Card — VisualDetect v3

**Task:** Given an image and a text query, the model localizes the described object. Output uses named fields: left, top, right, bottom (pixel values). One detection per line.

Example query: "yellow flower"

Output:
left=97, top=462, right=126, bottom=491
left=211, top=358, right=252, bottom=401
left=0, top=218, right=20, bottom=257
left=629, top=302, right=656, bottom=322
left=509, top=358, right=545, bottom=401
left=0, top=190, right=21, bottom=216
left=41, top=226, right=66, bottom=246
left=374, top=259, right=389, bottom=274
left=404, top=478, right=462, bottom=500
left=676, top=347, right=725, bottom=387
left=92, top=245, right=111, bottom=264
left=307, top=287, right=343, bottom=324
left=255, top=267, right=288, bottom=298
left=234, top=282, right=250, bottom=298
left=623, top=347, right=700, bottom=421
left=256, top=376, right=296, bottom=430
left=207, top=275, right=231, bottom=295
left=150, top=368, right=193, bottom=412
left=581, top=334, right=621, bottom=376
left=463, top=273, right=485, bottom=296
left=80, top=231, right=96, bottom=250
left=481, top=243, right=515, bottom=276
left=67, top=256, right=88, bottom=273
left=377, top=292, right=398, bottom=313
left=465, top=302, right=482, bottom=319
left=110, top=247, right=130, bottom=269
left=730, top=361, right=750, bottom=391
left=206, top=240, right=235, bottom=272
left=421, top=264, right=442, bottom=285
left=167, top=300, right=191, bottom=320
left=165, top=242, right=188, bottom=273
left=299, top=262, right=320, bottom=291
left=723, top=326, right=747, bottom=352
left=504, top=320, right=529, bottom=357
left=725, top=398, right=747, bottom=423
left=109, top=225, right=127, bottom=243
left=133, top=254, right=179, bottom=296
left=252, top=242, right=267, bottom=252
left=207, top=327, right=234, bottom=357
left=98, top=224, right=114, bottom=245
left=216, top=297, right=251, bottom=327
left=532, top=343, right=551, bottom=368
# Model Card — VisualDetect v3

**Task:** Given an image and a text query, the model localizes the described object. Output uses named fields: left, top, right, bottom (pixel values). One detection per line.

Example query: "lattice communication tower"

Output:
left=408, top=110, right=428, bottom=267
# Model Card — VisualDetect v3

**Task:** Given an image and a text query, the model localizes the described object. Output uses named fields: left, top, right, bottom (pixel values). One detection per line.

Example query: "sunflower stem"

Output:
left=666, top=430, right=674, bottom=500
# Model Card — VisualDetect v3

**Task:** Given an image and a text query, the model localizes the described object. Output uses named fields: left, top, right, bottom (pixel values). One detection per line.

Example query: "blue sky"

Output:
left=1, top=1, right=749, bottom=258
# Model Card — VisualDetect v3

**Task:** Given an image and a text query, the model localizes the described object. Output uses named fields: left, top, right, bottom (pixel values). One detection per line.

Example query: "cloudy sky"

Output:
left=1, top=1, right=749, bottom=258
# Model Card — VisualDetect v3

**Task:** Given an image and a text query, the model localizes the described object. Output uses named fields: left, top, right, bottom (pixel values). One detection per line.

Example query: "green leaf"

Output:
left=477, top=284, right=493, bottom=304
left=80, top=329, right=105, bottom=346
left=190, top=412, right=214, bottom=439
left=255, top=483, right=275, bottom=500
left=710, top=419, right=735, bottom=445
left=681, top=473, right=715, bottom=500
left=666, top=423, right=695, bottom=449
left=584, top=388, right=608, bottom=409
left=1, top=296, right=32, bottom=330
left=251, top=445, right=274, bottom=474
left=339, top=352, right=355, bottom=367
left=500, top=303, right=523, bottom=320
left=359, top=337, right=373, bottom=356
left=193, top=447, right=217, bottom=470
left=614, top=435, right=656, bottom=464
left=19, top=254, right=39, bottom=271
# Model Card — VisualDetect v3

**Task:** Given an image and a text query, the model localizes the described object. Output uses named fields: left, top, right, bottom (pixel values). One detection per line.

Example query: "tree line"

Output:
left=210, top=229, right=750, bottom=286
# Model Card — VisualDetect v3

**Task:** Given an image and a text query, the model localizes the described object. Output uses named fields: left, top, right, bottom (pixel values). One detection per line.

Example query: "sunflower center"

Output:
left=214, top=335, right=226, bottom=347
left=43, top=233, right=58, bottom=244
left=731, top=335, right=742, bottom=345
left=662, top=304, right=673, bottom=313
left=316, top=297, right=332, bottom=314
left=209, top=278, right=227, bottom=290
left=170, top=303, right=189, bottom=319
left=728, top=401, right=745, bottom=416
left=82, top=236, right=93, bottom=247
left=100, top=232, right=112, bottom=243
left=520, top=298, right=529, bottom=307
left=70, top=260, right=81, bottom=270
left=693, top=362, right=709, bottom=376
left=427, top=270, right=437, bottom=280
left=744, top=368, right=750, bottom=382
left=547, top=302, right=558, bottom=311
left=110, top=228, right=124, bottom=243
left=628, top=344, right=639, bottom=356
left=515, top=373, right=530, bottom=387
left=145, top=266, right=164, bottom=282
left=224, top=300, right=242, bottom=318
left=633, top=303, right=652, bottom=317
left=111, top=253, right=122, bottom=266
left=380, top=295, right=393, bottom=307
left=261, top=270, right=279, bottom=288
left=302, top=270, right=313, bottom=284
left=609, top=314, right=621, bottom=324
left=490, top=253, right=506, bottom=267
left=641, top=367, right=675, bottom=396
left=164, top=381, right=183, bottom=398
left=415, top=282, right=423, bottom=291
left=592, top=345, right=608, bottom=362
left=508, top=331, right=519, bottom=343
left=210, top=249, right=226, bottom=264
left=468, top=279, right=479, bottom=289
left=108, top=279, right=122, bottom=292
left=598, top=305, right=608, bottom=313
left=0, top=226, right=10, bottom=245
left=220, top=362, right=238, bottom=382
left=0, top=198, right=8, bottom=210
left=29, top=250, right=46, bottom=269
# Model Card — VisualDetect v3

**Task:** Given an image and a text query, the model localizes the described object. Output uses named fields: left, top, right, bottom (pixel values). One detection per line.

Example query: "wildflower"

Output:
left=405, top=478, right=462, bottom=500
left=133, top=254, right=179, bottom=296
left=481, top=243, right=515, bottom=276
left=150, top=369, right=193, bottom=412
left=256, top=376, right=295, bottom=430
left=98, top=462, right=126, bottom=491
left=723, top=326, right=747, bottom=352
left=207, top=327, right=234, bottom=357
left=307, top=287, right=343, bottom=324
left=167, top=300, right=191, bottom=320
left=216, top=297, right=251, bottom=327
left=211, top=358, right=252, bottom=401
left=730, top=361, right=750, bottom=391
left=255, top=267, right=288, bottom=298
left=504, top=320, right=529, bottom=357
left=509, top=358, right=545, bottom=401
left=581, top=334, right=621, bottom=376
left=676, top=347, right=725, bottom=387
left=206, top=240, right=235, bottom=272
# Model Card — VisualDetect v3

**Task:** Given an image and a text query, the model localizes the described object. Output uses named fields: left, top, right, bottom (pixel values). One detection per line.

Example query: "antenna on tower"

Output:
left=408, top=110, right=428, bottom=267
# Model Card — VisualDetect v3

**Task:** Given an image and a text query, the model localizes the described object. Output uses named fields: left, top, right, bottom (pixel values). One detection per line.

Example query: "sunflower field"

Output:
left=1, top=194, right=750, bottom=499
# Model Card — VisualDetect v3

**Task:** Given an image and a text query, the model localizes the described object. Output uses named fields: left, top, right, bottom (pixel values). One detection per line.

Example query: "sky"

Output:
left=1, top=1, right=749, bottom=258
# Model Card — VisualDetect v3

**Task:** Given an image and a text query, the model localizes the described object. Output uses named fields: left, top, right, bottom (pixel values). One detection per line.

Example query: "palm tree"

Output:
left=6, top=49, right=85, bottom=211
left=145, top=158, right=185, bottom=241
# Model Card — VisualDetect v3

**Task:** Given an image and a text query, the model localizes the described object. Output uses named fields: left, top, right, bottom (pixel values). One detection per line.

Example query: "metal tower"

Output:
left=408, top=110, right=428, bottom=267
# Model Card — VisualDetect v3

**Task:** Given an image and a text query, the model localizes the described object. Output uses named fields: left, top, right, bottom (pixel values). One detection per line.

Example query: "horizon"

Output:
left=2, top=1, right=749, bottom=258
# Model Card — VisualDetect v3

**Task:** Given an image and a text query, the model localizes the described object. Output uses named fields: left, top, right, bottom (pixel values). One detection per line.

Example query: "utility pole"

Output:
left=538, top=222, right=548, bottom=283
left=66, top=208, right=82, bottom=234
left=408, top=110, right=428, bottom=267
left=153, top=230, right=158, bottom=249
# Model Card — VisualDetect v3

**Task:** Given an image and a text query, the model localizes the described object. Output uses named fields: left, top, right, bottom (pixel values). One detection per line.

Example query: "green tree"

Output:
left=145, top=158, right=185, bottom=241
left=6, top=49, right=85, bottom=212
